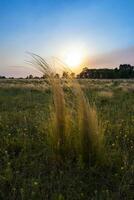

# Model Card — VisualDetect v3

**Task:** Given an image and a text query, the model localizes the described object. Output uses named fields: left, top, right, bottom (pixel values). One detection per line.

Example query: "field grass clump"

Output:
left=28, top=53, right=102, bottom=164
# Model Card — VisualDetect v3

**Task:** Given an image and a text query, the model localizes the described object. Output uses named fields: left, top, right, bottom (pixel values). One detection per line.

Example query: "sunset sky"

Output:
left=0, top=0, right=134, bottom=77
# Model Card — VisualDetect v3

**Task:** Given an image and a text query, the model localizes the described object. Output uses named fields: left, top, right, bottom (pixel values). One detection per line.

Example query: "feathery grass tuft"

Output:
left=28, top=53, right=103, bottom=164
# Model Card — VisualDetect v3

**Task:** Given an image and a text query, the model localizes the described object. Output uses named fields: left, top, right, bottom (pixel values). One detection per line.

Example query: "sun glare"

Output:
left=62, top=45, right=88, bottom=70
left=64, top=49, right=83, bottom=67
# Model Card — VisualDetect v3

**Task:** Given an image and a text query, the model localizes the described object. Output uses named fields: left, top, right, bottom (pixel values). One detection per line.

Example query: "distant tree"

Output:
left=34, top=76, right=40, bottom=79
left=70, top=72, right=75, bottom=78
left=62, top=71, right=69, bottom=79
left=9, top=77, right=14, bottom=79
left=54, top=73, right=60, bottom=78
left=0, top=76, right=6, bottom=79
left=41, top=74, right=48, bottom=79
left=28, top=75, right=33, bottom=79
left=119, top=64, right=134, bottom=78
left=82, top=67, right=89, bottom=72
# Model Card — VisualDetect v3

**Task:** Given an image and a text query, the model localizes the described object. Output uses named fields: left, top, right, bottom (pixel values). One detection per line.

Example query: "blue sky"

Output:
left=0, top=0, right=134, bottom=76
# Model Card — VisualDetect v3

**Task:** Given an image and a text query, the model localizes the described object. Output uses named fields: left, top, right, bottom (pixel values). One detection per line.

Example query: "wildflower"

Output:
left=34, top=181, right=38, bottom=186
left=5, top=150, right=8, bottom=154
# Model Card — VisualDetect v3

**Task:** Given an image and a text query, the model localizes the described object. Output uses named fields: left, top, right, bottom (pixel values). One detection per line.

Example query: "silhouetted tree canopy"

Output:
left=0, top=76, right=6, bottom=79
left=77, top=64, right=134, bottom=79
left=54, top=73, right=60, bottom=78
left=70, top=72, right=75, bottom=78
left=62, top=71, right=69, bottom=79
left=1, top=64, right=134, bottom=79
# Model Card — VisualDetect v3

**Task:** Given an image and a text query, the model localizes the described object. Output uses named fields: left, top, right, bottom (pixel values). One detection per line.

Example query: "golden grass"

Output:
left=28, top=53, right=103, bottom=164
left=72, top=80, right=102, bottom=163
left=98, top=91, right=113, bottom=98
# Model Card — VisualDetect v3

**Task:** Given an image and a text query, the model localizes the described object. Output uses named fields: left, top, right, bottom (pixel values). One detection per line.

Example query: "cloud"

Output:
left=90, top=46, right=134, bottom=68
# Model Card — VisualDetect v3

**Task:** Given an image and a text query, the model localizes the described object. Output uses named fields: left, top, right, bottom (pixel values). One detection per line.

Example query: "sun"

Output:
left=62, top=46, right=87, bottom=70
left=64, top=49, right=83, bottom=67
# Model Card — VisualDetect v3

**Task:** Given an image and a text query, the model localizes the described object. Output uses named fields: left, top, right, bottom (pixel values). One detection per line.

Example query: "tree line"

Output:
left=0, top=64, right=134, bottom=79
left=77, top=64, right=134, bottom=79
left=0, top=72, right=75, bottom=79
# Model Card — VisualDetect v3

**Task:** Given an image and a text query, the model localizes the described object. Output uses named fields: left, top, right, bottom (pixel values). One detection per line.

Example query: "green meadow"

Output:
left=0, top=79, right=134, bottom=200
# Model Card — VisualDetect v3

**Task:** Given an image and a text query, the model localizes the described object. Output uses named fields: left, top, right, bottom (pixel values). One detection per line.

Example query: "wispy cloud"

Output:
left=90, top=46, right=134, bottom=68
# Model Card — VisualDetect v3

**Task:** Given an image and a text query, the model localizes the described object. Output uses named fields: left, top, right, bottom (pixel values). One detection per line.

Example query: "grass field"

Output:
left=0, top=79, right=134, bottom=200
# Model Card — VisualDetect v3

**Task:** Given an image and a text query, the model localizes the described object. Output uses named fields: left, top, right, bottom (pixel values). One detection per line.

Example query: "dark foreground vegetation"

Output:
left=0, top=79, right=134, bottom=200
